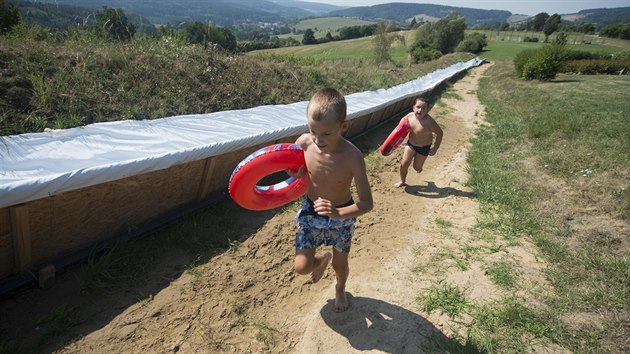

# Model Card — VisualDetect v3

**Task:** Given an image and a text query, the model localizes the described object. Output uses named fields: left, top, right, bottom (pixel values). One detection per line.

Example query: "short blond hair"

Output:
left=307, top=87, right=347, bottom=123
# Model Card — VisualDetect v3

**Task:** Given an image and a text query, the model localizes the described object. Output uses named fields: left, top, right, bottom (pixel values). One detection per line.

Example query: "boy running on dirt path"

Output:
left=288, top=87, right=373, bottom=313
left=394, top=96, right=443, bottom=187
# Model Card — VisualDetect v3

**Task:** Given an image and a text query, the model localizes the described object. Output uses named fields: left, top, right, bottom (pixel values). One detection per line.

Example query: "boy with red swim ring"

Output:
left=287, top=87, right=373, bottom=313
left=394, top=96, right=443, bottom=188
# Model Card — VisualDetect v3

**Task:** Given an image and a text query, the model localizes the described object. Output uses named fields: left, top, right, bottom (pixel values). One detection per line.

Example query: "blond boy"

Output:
left=288, top=88, right=373, bottom=313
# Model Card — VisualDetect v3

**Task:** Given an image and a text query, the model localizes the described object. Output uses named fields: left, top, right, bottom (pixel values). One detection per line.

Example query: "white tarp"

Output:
left=0, top=57, right=482, bottom=208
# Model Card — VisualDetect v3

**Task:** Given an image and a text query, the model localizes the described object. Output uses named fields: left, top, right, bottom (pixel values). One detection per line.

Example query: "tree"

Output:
left=528, top=12, right=549, bottom=32
left=432, top=12, right=467, bottom=54
left=94, top=7, right=135, bottom=41
left=455, top=32, right=488, bottom=53
left=600, top=23, right=630, bottom=40
left=409, top=18, right=417, bottom=29
left=373, top=21, right=405, bottom=65
left=543, top=14, right=561, bottom=41
left=181, top=22, right=236, bottom=51
left=0, top=0, right=21, bottom=33
left=302, top=28, right=316, bottom=45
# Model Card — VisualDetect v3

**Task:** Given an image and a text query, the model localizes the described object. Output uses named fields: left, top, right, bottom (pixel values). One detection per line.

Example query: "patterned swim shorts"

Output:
left=295, top=197, right=356, bottom=253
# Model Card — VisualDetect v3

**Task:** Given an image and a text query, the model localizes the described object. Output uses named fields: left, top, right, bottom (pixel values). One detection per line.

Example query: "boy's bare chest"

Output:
left=409, top=117, right=432, bottom=135
left=306, top=154, right=351, bottom=182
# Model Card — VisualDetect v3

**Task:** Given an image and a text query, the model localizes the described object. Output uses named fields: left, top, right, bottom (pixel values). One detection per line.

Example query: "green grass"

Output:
left=279, top=16, right=377, bottom=40
left=252, top=30, right=417, bottom=63
left=459, top=60, right=630, bottom=352
left=476, top=32, right=629, bottom=62
left=418, top=282, right=469, bottom=319
left=485, top=261, right=517, bottom=289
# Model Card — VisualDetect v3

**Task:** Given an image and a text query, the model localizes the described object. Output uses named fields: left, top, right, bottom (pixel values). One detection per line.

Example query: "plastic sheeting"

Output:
left=0, top=57, right=483, bottom=208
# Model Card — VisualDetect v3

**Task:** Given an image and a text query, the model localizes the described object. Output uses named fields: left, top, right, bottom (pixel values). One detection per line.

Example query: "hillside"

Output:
left=15, top=1, right=630, bottom=33
left=569, top=7, right=630, bottom=26
left=14, top=0, right=157, bottom=34
left=15, top=0, right=315, bottom=26
left=0, top=25, right=474, bottom=136
left=329, top=3, right=512, bottom=28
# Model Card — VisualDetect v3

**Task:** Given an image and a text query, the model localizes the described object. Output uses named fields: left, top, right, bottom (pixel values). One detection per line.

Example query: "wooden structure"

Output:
left=0, top=95, right=420, bottom=288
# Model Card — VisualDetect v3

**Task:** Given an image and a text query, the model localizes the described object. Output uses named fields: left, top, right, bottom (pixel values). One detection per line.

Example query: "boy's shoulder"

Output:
left=340, top=139, right=363, bottom=158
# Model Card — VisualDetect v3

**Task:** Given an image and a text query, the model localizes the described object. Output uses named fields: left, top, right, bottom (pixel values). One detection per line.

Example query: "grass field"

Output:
left=258, top=29, right=630, bottom=64
left=279, top=16, right=377, bottom=41
left=253, top=30, right=416, bottom=63
left=458, top=62, right=630, bottom=352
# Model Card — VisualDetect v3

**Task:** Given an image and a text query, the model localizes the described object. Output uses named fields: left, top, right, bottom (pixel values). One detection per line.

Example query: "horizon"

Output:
left=310, top=0, right=630, bottom=16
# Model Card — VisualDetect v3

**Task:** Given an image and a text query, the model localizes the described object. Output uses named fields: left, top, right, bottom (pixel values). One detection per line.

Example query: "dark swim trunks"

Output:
left=295, top=197, right=356, bottom=253
left=406, top=141, right=431, bottom=156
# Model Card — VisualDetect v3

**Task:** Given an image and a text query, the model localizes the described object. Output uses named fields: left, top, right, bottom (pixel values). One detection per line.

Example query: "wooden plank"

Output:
left=10, top=204, right=32, bottom=272
left=197, top=156, right=217, bottom=200
left=0, top=207, right=15, bottom=278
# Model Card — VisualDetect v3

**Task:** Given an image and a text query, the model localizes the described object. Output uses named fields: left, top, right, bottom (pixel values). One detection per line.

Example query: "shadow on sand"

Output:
left=404, top=181, right=476, bottom=199
left=320, top=294, right=480, bottom=353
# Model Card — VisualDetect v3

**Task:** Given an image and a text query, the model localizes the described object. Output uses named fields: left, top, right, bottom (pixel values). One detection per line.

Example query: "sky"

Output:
left=310, top=0, right=630, bottom=16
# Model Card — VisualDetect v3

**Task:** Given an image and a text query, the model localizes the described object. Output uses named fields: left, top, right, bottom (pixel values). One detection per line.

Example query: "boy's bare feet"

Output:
left=311, top=252, right=332, bottom=283
left=394, top=181, right=407, bottom=188
left=334, top=288, right=349, bottom=313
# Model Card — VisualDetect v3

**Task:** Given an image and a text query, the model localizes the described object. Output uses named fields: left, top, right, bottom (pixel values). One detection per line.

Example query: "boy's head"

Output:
left=307, top=88, right=347, bottom=124
left=413, top=96, right=431, bottom=117
left=306, top=88, right=349, bottom=152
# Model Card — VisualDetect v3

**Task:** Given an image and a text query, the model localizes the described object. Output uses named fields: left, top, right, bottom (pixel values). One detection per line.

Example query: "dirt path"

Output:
left=1, top=63, right=498, bottom=354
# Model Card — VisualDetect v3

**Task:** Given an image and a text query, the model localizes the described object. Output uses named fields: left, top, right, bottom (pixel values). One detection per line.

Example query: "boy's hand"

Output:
left=286, top=165, right=305, bottom=179
left=314, top=197, right=341, bottom=220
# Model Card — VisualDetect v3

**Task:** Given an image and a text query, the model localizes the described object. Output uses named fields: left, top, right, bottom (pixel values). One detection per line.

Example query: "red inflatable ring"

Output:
left=380, top=118, right=410, bottom=156
left=229, top=143, right=308, bottom=211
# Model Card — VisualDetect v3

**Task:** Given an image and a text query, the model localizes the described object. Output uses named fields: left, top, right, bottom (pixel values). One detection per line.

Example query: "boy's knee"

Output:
left=294, top=260, right=310, bottom=275
left=414, top=167, right=423, bottom=173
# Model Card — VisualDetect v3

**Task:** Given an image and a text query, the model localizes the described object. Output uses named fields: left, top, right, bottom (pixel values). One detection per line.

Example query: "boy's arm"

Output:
left=331, top=150, right=373, bottom=219
left=286, top=134, right=309, bottom=178
left=428, top=118, right=443, bottom=155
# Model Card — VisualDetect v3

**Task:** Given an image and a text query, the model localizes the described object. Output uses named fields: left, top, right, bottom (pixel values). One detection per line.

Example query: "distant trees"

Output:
left=600, top=23, right=630, bottom=39
left=302, top=28, right=316, bottom=45
left=0, top=0, right=21, bottom=33
left=182, top=21, right=237, bottom=50
left=338, top=24, right=378, bottom=40
left=94, top=7, right=135, bottom=41
left=543, top=14, right=562, bottom=41
left=409, top=12, right=467, bottom=63
left=527, top=12, right=549, bottom=32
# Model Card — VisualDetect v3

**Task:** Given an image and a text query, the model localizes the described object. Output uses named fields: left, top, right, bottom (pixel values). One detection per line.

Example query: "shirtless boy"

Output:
left=288, top=87, right=373, bottom=313
left=394, top=97, right=443, bottom=187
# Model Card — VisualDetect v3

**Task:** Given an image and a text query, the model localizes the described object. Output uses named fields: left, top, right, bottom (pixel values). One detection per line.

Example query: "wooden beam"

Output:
left=10, top=204, right=32, bottom=273
left=197, top=157, right=217, bottom=200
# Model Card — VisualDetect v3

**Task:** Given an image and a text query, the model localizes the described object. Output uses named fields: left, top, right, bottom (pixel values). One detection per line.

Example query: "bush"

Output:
left=561, top=59, right=630, bottom=74
left=513, top=48, right=538, bottom=77
left=523, top=37, right=539, bottom=42
left=409, top=44, right=442, bottom=63
left=563, top=50, right=607, bottom=61
left=455, top=32, right=487, bottom=53
left=514, top=43, right=567, bottom=81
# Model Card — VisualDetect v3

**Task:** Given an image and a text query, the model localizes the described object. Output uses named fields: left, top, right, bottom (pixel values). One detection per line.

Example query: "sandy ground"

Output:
left=1, top=63, right=543, bottom=353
